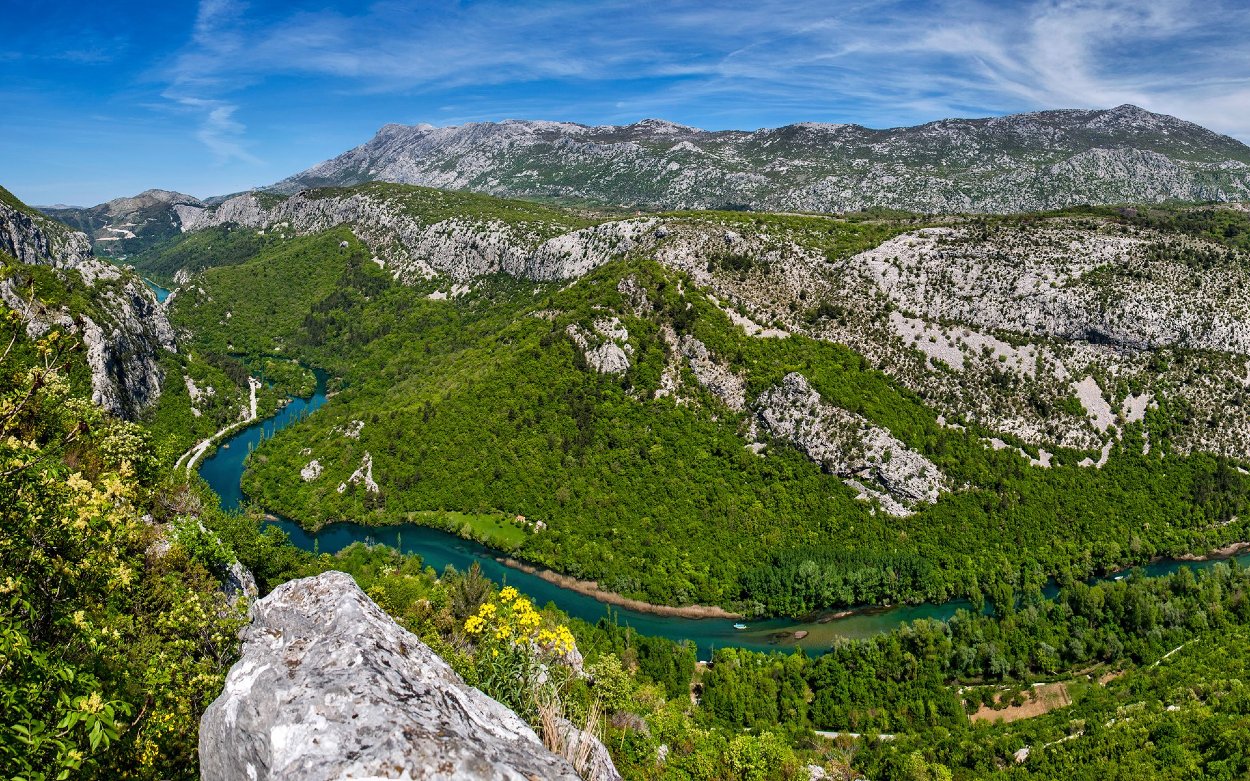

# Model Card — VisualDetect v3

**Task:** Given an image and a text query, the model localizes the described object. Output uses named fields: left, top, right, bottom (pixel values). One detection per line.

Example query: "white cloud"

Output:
left=161, top=0, right=1250, bottom=141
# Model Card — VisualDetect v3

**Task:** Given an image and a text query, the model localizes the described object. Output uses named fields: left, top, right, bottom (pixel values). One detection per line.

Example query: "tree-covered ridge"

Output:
left=128, top=224, right=285, bottom=285
left=149, top=200, right=1250, bottom=616
left=6, top=238, right=1250, bottom=778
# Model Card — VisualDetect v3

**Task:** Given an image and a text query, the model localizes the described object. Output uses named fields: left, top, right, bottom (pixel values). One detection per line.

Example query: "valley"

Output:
left=9, top=102, right=1250, bottom=780
left=128, top=182, right=1250, bottom=622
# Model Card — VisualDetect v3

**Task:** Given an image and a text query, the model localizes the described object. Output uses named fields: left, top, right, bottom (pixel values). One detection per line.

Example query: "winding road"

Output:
left=175, top=377, right=262, bottom=474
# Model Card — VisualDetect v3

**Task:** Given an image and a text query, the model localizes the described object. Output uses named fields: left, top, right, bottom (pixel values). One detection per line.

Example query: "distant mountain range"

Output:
left=41, top=189, right=204, bottom=257
left=40, top=105, right=1250, bottom=256
left=269, top=104, right=1250, bottom=213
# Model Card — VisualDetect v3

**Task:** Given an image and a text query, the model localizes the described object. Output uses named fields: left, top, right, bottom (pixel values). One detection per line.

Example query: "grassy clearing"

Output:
left=404, top=509, right=533, bottom=547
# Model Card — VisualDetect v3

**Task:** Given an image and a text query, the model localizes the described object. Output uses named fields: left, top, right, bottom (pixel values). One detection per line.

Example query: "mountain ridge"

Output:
left=268, top=104, right=1250, bottom=214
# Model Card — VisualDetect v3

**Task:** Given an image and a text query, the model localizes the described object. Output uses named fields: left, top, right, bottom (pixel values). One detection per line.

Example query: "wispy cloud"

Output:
left=153, top=0, right=1250, bottom=142
left=162, top=0, right=260, bottom=163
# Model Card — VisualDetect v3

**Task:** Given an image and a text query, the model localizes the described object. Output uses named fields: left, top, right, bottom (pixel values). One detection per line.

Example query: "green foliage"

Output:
left=141, top=351, right=248, bottom=455
left=168, top=517, right=233, bottom=572
left=215, top=247, right=1250, bottom=615
left=167, top=228, right=384, bottom=359
left=0, top=304, right=246, bottom=779
left=129, top=225, right=282, bottom=284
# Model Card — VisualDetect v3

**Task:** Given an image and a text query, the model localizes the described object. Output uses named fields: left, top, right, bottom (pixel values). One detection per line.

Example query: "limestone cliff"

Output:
left=200, top=571, right=613, bottom=781
left=174, top=188, right=658, bottom=283
left=755, top=373, right=945, bottom=516
left=0, top=187, right=175, bottom=418
left=268, top=106, right=1250, bottom=214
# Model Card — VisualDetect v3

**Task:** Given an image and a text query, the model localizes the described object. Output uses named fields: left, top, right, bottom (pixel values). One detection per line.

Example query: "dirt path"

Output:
left=971, top=682, right=1072, bottom=724
left=814, top=730, right=896, bottom=742
left=175, top=377, right=262, bottom=474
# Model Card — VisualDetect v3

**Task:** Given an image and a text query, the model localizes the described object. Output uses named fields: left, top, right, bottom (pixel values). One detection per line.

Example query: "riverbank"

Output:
left=175, top=377, right=263, bottom=473
left=499, top=557, right=743, bottom=620
left=1173, top=540, right=1250, bottom=562
left=259, top=506, right=745, bottom=618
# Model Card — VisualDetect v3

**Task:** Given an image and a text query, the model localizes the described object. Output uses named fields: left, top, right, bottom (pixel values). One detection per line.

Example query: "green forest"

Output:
left=144, top=199, right=1250, bottom=617
left=7, top=186, right=1250, bottom=779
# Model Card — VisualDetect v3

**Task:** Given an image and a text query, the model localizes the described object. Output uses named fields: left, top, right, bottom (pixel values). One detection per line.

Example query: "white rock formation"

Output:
left=199, top=571, right=600, bottom=781
left=755, top=373, right=945, bottom=514
left=679, top=335, right=746, bottom=411
left=299, top=459, right=322, bottom=482
left=345, top=452, right=379, bottom=494
left=567, top=320, right=632, bottom=375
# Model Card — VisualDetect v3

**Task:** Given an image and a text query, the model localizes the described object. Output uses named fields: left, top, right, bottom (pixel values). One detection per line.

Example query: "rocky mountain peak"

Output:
left=266, top=107, right=1250, bottom=213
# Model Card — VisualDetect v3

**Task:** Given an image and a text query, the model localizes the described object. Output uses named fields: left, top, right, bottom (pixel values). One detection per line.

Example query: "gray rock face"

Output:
left=1, top=194, right=92, bottom=268
left=679, top=335, right=746, bottom=411
left=38, top=188, right=204, bottom=257
left=267, top=106, right=1250, bottom=214
left=553, top=717, right=622, bottom=781
left=0, top=193, right=175, bottom=418
left=175, top=190, right=658, bottom=283
left=567, top=318, right=632, bottom=375
left=755, top=373, right=945, bottom=515
left=200, top=571, right=589, bottom=781
left=222, top=560, right=258, bottom=605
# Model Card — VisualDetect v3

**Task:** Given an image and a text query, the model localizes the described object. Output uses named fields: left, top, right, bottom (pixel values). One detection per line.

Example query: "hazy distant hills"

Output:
left=268, top=104, right=1250, bottom=214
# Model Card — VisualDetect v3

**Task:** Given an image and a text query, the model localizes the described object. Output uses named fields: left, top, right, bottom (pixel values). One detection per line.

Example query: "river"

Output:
left=144, top=278, right=171, bottom=303
left=198, top=372, right=1250, bottom=659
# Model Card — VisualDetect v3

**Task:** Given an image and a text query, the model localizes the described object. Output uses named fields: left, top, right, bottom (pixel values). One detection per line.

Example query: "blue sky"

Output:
left=4, top=0, right=1249, bottom=205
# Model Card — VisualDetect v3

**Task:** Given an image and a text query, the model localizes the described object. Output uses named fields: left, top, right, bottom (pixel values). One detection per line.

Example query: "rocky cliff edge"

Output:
left=200, top=571, right=597, bottom=781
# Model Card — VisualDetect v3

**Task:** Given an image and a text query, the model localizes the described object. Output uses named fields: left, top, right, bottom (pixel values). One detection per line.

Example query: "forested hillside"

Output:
left=143, top=183, right=1250, bottom=617
left=7, top=176, right=1250, bottom=779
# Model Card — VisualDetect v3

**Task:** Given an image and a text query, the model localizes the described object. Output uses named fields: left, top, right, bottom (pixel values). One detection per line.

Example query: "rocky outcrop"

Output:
left=679, top=335, right=746, bottom=411
left=267, top=106, right=1250, bottom=214
left=299, top=459, right=322, bottom=482
left=855, top=226, right=1250, bottom=355
left=1, top=189, right=92, bottom=268
left=200, top=571, right=592, bottom=781
left=0, top=192, right=175, bottom=418
left=568, top=319, right=632, bottom=375
left=343, top=451, right=379, bottom=494
left=552, top=717, right=623, bottom=781
left=222, top=560, right=258, bottom=605
left=174, top=189, right=658, bottom=283
left=755, top=373, right=945, bottom=515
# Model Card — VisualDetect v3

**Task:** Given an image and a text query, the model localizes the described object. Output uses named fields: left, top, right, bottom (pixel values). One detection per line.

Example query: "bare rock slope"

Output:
left=200, top=571, right=604, bottom=781
left=270, top=105, right=1250, bottom=214
left=0, top=187, right=174, bottom=418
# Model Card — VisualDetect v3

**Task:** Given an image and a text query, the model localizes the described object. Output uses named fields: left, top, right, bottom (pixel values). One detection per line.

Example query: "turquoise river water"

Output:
left=198, top=373, right=1250, bottom=658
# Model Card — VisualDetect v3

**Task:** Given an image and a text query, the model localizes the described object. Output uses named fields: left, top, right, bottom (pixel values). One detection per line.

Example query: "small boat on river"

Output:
left=733, top=623, right=748, bottom=630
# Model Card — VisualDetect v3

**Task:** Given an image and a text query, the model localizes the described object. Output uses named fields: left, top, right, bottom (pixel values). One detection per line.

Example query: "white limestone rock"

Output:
left=567, top=321, right=632, bottom=375
left=299, top=459, right=322, bottom=482
left=199, top=571, right=591, bottom=781
left=755, top=373, right=945, bottom=514
left=346, top=452, right=379, bottom=494
left=679, top=335, right=746, bottom=411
